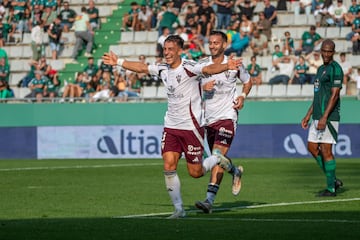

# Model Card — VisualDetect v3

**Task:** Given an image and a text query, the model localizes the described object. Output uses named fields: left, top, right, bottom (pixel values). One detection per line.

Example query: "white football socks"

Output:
left=164, top=170, right=183, bottom=210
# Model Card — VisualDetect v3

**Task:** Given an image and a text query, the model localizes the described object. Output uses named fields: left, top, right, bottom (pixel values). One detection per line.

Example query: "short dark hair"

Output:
left=209, top=30, right=227, bottom=42
left=164, top=35, right=184, bottom=49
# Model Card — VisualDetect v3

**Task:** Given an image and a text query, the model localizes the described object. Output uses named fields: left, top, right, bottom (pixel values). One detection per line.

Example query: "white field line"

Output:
left=116, top=197, right=360, bottom=222
left=0, top=162, right=163, bottom=172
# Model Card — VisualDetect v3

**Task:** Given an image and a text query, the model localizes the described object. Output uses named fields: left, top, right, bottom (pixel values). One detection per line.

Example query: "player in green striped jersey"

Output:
left=301, top=39, right=344, bottom=197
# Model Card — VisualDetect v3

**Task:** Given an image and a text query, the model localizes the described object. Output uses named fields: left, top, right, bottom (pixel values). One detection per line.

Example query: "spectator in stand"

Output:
left=257, top=11, right=272, bottom=41
left=215, top=0, right=234, bottom=30
left=83, top=56, right=99, bottom=78
left=198, top=13, right=212, bottom=41
left=11, top=0, right=27, bottom=22
left=0, top=47, right=8, bottom=65
left=97, top=58, right=114, bottom=75
left=295, top=25, right=322, bottom=55
left=240, top=14, right=254, bottom=38
left=0, top=19, right=11, bottom=47
left=59, top=1, right=76, bottom=32
left=282, top=30, right=295, bottom=55
left=157, top=26, right=170, bottom=57
left=81, top=80, right=96, bottom=100
left=276, top=0, right=288, bottom=10
left=314, top=0, right=333, bottom=27
left=47, top=15, right=62, bottom=59
left=44, top=69, right=60, bottom=99
left=294, top=0, right=312, bottom=16
left=6, top=6, right=19, bottom=41
left=305, top=51, right=323, bottom=84
left=175, top=25, right=189, bottom=42
left=327, top=0, right=348, bottom=27
left=18, top=56, right=49, bottom=88
left=27, top=70, right=46, bottom=102
left=235, top=0, right=256, bottom=20
left=30, top=21, right=44, bottom=61
left=137, top=4, right=153, bottom=31
left=30, top=3, right=44, bottom=29
left=0, top=57, right=10, bottom=84
left=263, top=0, right=277, bottom=25
left=42, top=5, right=57, bottom=31
left=271, top=44, right=284, bottom=71
left=349, top=15, right=360, bottom=54
left=87, top=0, right=99, bottom=30
left=43, top=0, right=58, bottom=11
left=196, top=0, right=216, bottom=28
left=0, top=78, right=12, bottom=100
left=225, top=21, right=249, bottom=56
left=0, top=3, right=5, bottom=20
left=247, top=55, right=262, bottom=86
left=60, top=72, right=88, bottom=103
left=339, top=52, right=352, bottom=87
left=290, top=55, right=309, bottom=85
left=250, top=29, right=269, bottom=56
left=70, top=7, right=94, bottom=63
left=269, top=55, right=297, bottom=85
left=184, top=4, right=196, bottom=28
left=92, top=71, right=117, bottom=101
left=157, top=2, right=180, bottom=35
left=121, top=1, right=140, bottom=31
left=19, top=7, right=31, bottom=34
left=344, top=0, right=360, bottom=26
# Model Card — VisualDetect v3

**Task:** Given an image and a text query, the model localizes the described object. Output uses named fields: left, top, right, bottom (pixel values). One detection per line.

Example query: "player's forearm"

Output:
left=242, top=81, right=252, bottom=96
left=322, top=88, right=340, bottom=119
left=202, top=63, right=228, bottom=75
left=120, top=60, right=149, bottom=74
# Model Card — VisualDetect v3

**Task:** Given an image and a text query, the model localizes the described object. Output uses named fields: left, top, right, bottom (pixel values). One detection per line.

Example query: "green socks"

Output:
left=315, top=155, right=325, bottom=173
left=324, top=159, right=336, bottom=193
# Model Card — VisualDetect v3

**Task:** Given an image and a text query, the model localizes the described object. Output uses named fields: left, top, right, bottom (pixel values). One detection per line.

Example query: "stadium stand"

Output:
left=2, top=0, right=359, bottom=102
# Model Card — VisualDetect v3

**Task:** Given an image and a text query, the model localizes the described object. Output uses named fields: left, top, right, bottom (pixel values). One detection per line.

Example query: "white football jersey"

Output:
left=148, top=59, right=204, bottom=130
left=200, top=56, right=250, bottom=125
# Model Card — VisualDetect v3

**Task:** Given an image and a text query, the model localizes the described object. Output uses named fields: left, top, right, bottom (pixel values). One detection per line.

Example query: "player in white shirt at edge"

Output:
left=102, top=35, right=244, bottom=219
left=195, top=30, right=252, bottom=213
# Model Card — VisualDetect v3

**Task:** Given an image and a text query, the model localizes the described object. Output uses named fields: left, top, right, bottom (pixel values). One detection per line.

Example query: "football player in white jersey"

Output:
left=102, top=35, right=243, bottom=218
left=195, top=30, right=252, bottom=214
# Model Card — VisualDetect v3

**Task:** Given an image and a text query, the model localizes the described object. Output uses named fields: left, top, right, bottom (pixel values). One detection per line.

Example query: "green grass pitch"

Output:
left=0, top=158, right=359, bottom=240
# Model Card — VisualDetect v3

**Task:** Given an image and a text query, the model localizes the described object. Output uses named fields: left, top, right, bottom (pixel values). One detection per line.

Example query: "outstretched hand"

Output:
left=227, top=56, right=243, bottom=70
left=102, top=51, right=118, bottom=66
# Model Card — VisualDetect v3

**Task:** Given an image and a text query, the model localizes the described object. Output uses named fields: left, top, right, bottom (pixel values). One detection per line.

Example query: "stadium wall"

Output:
left=0, top=100, right=359, bottom=159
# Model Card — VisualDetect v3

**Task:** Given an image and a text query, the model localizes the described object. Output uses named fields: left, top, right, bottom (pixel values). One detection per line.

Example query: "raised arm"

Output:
left=102, top=51, right=149, bottom=74
left=202, top=56, right=241, bottom=75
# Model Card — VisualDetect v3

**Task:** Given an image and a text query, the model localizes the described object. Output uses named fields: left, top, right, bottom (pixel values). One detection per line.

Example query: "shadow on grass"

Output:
left=1, top=210, right=359, bottom=240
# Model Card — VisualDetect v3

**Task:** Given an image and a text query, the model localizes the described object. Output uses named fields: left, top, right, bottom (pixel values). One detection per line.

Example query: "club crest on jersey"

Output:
left=314, top=78, right=320, bottom=92
left=168, top=85, right=175, bottom=93
left=176, top=74, right=181, bottom=83
left=225, top=70, right=230, bottom=79
left=215, top=80, right=224, bottom=88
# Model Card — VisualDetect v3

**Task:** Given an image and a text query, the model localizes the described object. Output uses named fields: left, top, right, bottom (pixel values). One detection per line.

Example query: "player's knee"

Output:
left=187, top=166, right=204, bottom=178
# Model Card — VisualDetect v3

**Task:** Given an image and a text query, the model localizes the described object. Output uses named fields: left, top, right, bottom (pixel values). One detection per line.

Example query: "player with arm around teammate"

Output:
left=195, top=30, right=252, bottom=213
left=102, top=35, right=242, bottom=218
left=301, top=39, right=343, bottom=197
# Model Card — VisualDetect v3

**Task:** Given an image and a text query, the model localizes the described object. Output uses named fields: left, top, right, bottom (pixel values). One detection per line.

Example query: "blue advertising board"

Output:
left=0, top=127, right=37, bottom=159
left=228, top=124, right=359, bottom=158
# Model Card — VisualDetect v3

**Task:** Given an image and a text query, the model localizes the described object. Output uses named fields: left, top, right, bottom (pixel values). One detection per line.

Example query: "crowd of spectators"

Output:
left=1, top=0, right=360, bottom=101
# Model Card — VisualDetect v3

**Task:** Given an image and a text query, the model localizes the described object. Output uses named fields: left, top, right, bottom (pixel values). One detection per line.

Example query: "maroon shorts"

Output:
left=206, top=119, right=235, bottom=149
left=161, top=127, right=204, bottom=164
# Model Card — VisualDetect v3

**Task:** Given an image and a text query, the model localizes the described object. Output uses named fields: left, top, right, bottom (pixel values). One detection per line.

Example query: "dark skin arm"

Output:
left=301, top=87, right=340, bottom=130
left=317, top=87, right=340, bottom=130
